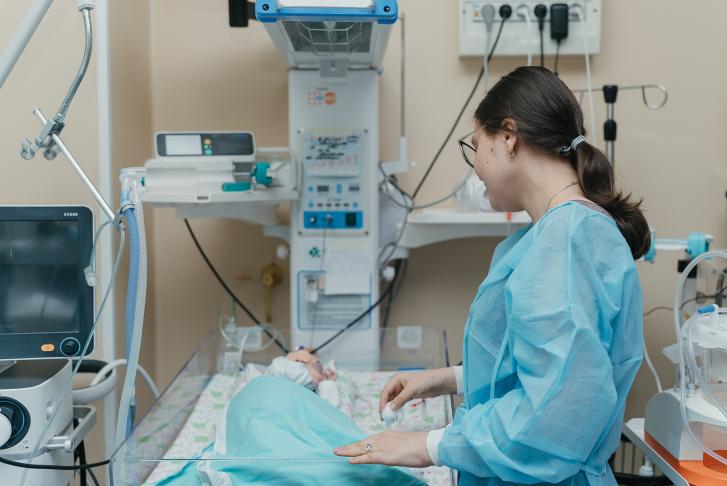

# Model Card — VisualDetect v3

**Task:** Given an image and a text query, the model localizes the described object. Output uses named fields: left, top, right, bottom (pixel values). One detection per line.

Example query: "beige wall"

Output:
left=2, top=0, right=727, bottom=480
left=144, top=0, right=727, bottom=422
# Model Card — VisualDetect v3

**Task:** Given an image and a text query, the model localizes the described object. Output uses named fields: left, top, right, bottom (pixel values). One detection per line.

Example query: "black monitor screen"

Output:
left=0, top=220, right=82, bottom=335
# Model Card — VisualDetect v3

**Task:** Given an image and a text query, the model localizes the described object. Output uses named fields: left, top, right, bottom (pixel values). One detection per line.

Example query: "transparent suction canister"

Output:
left=690, top=309, right=727, bottom=409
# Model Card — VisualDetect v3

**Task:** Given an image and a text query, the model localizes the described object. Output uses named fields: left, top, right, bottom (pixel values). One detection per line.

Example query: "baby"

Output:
left=245, top=348, right=337, bottom=394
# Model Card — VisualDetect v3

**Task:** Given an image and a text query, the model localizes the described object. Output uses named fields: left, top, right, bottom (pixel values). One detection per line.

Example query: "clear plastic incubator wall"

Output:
left=110, top=328, right=455, bottom=486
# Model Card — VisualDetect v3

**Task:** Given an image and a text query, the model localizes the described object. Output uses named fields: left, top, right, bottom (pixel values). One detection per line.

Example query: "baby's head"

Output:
left=287, top=349, right=336, bottom=384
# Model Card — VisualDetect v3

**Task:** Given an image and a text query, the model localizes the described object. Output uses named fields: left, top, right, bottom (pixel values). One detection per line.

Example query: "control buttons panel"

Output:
left=300, top=132, right=366, bottom=233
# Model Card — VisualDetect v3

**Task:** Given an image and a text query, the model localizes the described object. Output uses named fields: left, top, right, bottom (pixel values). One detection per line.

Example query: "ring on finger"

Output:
left=365, top=442, right=373, bottom=454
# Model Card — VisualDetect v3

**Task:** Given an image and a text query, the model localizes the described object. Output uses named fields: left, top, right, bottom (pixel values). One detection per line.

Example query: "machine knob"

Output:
left=276, top=245, right=289, bottom=260
left=60, top=337, right=81, bottom=356
left=0, top=413, right=11, bottom=448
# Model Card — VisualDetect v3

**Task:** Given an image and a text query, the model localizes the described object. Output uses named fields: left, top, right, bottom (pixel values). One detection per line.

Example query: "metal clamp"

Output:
left=46, top=405, right=96, bottom=453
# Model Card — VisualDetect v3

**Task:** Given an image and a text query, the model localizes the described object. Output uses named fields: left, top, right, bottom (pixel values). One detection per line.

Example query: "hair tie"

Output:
left=559, top=135, right=586, bottom=154
left=570, top=135, right=586, bottom=151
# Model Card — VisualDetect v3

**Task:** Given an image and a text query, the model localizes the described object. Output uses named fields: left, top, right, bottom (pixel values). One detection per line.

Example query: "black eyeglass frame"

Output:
left=458, top=130, right=477, bottom=168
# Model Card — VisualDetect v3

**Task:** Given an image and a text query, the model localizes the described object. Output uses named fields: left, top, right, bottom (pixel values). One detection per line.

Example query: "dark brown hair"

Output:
left=475, top=66, right=650, bottom=259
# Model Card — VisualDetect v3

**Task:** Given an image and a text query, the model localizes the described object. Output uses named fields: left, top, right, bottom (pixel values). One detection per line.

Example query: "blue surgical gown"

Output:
left=439, top=201, right=643, bottom=486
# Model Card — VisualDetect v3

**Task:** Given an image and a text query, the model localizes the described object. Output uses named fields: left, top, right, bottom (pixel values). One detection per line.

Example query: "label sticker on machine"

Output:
left=297, top=271, right=372, bottom=330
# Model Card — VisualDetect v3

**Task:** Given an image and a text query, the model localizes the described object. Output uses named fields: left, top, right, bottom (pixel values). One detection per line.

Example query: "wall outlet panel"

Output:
left=459, top=0, right=601, bottom=57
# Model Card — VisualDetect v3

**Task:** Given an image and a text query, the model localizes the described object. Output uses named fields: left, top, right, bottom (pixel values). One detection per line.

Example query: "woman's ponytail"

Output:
left=573, top=142, right=651, bottom=259
left=475, top=66, right=651, bottom=259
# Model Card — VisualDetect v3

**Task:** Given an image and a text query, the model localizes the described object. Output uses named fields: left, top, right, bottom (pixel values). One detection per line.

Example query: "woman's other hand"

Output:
left=379, top=367, right=457, bottom=415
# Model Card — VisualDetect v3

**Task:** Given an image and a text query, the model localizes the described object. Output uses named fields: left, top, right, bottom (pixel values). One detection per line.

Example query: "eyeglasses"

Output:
left=458, top=130, right=477, bottom=168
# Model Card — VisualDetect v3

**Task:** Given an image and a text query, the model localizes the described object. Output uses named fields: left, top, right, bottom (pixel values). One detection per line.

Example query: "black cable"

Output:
left=312, top=259, right=403, bottom=353
left=0, top=455, right=110, bottom=471
left=184, top=219, right=288, bottom=354
left=680, top=285, right=727, bottom=310
left=382, top=258, right=408, bottom=329
left=410, top=17, right=508, bottom=199
left=72, top=359, right=108, bottom=374
left=534, top=4, right=547, bottom=67
left=643, top=306, right=673, bottom=318
left=553, top=40, right=561, bottom=76
left=76, top=425, right=88, bottom=486
left=381, top=259, right=405, bottom=329
left=89, top=468, right=101, bottom=486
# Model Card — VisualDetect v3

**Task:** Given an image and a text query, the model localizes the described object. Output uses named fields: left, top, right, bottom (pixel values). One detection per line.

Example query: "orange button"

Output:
left=41, top=344, right=55, bottom=352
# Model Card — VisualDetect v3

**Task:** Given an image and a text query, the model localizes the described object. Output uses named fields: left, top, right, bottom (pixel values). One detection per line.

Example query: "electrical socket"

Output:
left=459, top=0, right=601, bottom=57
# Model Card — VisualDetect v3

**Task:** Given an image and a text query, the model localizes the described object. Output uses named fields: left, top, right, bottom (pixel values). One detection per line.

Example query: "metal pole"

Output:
left=605, top=102, right=615, bottom=163
left=0, top=0, right=55, bottom=90
left=94, top=0, right=118, bottom=478
left=33, top=108, right=116, bottom=221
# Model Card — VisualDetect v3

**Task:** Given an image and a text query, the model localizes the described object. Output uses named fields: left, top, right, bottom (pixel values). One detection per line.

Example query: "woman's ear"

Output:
left=501, top=118, right=519, bottom=158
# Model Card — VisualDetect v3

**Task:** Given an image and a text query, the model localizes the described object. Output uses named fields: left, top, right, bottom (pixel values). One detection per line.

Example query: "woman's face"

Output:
left=472, top=123, right=520, bottom=212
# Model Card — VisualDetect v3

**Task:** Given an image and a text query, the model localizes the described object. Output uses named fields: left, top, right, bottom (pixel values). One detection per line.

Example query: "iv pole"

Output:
left=573, top=84, right=668, bottom=164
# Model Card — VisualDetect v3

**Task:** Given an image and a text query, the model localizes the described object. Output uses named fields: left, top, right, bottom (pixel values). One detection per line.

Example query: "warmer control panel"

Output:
left=299, top=131, right=367, bottom=232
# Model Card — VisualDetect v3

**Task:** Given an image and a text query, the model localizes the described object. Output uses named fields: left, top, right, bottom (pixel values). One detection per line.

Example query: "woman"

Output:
left=335, top=66, right=649, bottom=485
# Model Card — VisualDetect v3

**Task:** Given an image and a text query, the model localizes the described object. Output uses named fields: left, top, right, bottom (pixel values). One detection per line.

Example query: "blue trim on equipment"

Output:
left=687, top=232, right=709, bottom=258
left=256, top=1, right=398, bottom=24
left=698, top=304, right=719, bottom=315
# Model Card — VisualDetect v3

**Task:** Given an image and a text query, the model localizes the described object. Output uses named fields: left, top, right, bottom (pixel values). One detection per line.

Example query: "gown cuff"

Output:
left=454, top=366, right=464, bottom=395
left=426, top=427, right=447, bottom=466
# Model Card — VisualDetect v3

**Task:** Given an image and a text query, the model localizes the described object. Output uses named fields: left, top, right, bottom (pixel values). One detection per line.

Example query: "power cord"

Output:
left=381, top=258, right=409, bottom=329
left=411, top=12, right=509, bottom=200
left=184, top=219, right=288, bottom=354
left=75, top=420, right=87, bottom=486
left=0, top=455, right=109, bottom=472
left=534, top=4, right=547, bottom=67
left=553, top=40, right=561, bottom=75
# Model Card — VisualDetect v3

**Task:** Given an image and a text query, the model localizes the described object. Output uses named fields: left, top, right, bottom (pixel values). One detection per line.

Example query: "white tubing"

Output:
left=73, top=368, right=118, bottom=404
left=642, top=340, right=663, bottom=393
left=517, top=5, right=533, bottom=66
left=90, top=359, right=159, bottom=398
left=576, top=9, right=597, bottom=143
left=482, top=29, right=491, bottom=95
left=115, top=176, right=148, bottom=447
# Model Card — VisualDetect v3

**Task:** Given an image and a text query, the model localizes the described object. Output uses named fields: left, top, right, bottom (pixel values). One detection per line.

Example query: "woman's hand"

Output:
left=379, top=367, right=457, bottom=415
left=333, top=431, right=432, bottom=468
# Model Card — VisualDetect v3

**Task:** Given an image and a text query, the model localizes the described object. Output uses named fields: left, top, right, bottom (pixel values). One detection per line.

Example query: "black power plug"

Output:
left=534, top=4, right=547, bottom=29
left=499, top=4, right=513, bottom=20
left=549, top=3, right=570, bottom=42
